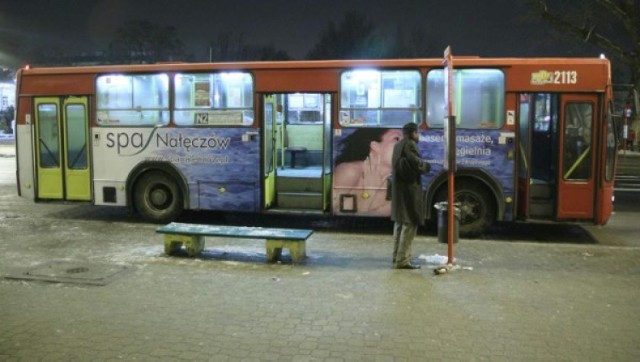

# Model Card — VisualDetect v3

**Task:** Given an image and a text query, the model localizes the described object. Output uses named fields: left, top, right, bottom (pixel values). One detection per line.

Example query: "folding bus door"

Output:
left=556, top=94, right=597, bottom=219
left=34, top=97, right=63, bottom=199
left=34, top=96, right=91, bottom=201
left=263, top=95, right=277, bottom=208
left=519, top=93, right=559, bottom=220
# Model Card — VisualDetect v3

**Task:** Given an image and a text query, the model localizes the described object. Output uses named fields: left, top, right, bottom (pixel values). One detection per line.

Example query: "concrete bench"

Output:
left=156, top=222, right=313, bottom=263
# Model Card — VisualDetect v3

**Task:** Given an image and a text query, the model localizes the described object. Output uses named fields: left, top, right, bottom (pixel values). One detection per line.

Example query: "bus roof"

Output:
left=20, top=56, right=610, bottom=75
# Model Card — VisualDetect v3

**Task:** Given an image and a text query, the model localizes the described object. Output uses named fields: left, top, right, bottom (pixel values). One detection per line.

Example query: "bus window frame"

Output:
left=338, top=68, right=422, bottom=128
left=285, top=93, right=324, bottom=125
left=95, top=72, right=170, bottom=127
left=173, top=71, right=255, bottom=127
left=426, top=68, right=506, bottom=129
left=562, top=101, right=594, bottom=181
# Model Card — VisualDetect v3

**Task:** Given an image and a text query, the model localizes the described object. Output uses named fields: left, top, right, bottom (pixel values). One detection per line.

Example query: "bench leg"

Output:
left=288, top=241, right=306, bottom=264
left=266, top=245, right=282, bottom=263
left=265, top=240, right=306, bottom=264
left=164, top=234, right=204, bottom=257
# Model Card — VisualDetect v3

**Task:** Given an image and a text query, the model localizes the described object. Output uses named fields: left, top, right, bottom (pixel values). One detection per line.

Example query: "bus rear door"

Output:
left=557, top=94, right=597, bottom=220
left=34, top=96, right=91, bottom=201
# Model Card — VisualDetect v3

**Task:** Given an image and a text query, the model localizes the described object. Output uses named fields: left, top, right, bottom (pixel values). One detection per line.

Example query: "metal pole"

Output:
left=447, top=152, right=455, bottom=265
left=443, top=46, right=456, bottom=265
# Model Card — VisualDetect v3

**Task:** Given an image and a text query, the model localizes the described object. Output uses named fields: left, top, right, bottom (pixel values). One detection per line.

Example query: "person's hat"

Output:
left=402, top=122, right=418, bottom=135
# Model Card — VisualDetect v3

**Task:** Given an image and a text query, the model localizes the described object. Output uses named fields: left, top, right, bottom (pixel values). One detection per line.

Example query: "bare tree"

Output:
left=0, top=68, right=14, bottom=82
left=208, top=32, right=291, bottom=61
left=306, top=11, right=379, bottom=60
left=109, top=20, right=185, bottom=64
left=307, top=11, right=437, bottom=60
left=0, top=33, right=24, bottom=68
left=531, top=0, right=640, bottom=91
left=209, top=32, right=246, bottom=61
left=394, top=26, right=439, bottom=58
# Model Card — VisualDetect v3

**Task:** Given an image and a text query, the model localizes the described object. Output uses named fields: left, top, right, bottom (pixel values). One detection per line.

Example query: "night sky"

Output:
left=0, top=0, right=599, bottom=66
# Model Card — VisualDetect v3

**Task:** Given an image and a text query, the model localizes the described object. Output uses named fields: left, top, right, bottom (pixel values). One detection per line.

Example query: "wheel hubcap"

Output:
left=150, top=187, right=169, bottom=208
left=457, top=193, right=480, bottom=224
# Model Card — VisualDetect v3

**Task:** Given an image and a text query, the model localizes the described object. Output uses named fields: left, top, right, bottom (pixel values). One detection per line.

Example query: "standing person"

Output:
left=6, top=105, right=14, bottom=134
left=391, top=122, right=430, bottom=269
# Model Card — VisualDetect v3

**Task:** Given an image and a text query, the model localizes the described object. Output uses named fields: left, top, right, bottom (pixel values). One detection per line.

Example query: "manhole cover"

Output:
left=4, top=260, right=131, bottom=286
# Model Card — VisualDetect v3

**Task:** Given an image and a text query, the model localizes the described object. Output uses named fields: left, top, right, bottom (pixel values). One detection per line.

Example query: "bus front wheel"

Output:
left=134, top=171, right=183, bottom=223
left=434, top=180, right=496, bottom=238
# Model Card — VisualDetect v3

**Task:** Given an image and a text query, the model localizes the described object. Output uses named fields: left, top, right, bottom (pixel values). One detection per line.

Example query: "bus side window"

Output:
left=174, top=72, right=254, bottom=127
left=339, top=70, right=421, bottom=127
left=563, top=103, right=593, bottom=180
left=426, top=69, right=504, bottom=129
left=287, top=94, right=322, bottom=124
left=96, top=74, right=170, bottom=127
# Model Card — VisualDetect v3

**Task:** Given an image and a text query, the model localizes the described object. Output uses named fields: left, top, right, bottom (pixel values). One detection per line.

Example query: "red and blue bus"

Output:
left=14, top=56, right=616, bottom=236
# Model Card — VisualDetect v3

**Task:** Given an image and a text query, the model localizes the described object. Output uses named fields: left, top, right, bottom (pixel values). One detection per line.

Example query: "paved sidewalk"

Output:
left=0, top=138, right=16, bottom=157
left=0, top=190, right=639, bottom=361
left=0, top=142, right=639, bottom=360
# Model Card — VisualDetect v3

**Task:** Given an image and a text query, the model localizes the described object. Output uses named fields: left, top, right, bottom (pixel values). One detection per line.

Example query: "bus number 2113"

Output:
left=555, top=70, right=577, bottom=84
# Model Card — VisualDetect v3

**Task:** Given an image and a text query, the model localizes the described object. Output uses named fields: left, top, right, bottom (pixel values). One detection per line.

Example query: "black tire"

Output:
left=134, top=171, right=183, bottom=223
left=433, top=180, right=496, bottom=238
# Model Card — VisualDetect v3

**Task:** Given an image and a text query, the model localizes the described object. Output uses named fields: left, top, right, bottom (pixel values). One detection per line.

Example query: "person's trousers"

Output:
left=393, top=221, right=418, bottom=267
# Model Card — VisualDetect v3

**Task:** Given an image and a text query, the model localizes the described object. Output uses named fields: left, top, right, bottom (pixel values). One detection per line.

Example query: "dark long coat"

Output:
left=390, top=137, right=429, bottom=225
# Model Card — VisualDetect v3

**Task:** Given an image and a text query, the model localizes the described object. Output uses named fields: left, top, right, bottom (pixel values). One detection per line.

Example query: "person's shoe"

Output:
left=396, top=264, right=421, bottom=270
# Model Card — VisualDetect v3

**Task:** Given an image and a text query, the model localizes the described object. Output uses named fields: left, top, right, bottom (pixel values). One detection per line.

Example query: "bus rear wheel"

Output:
left=434, top=180, right=496, bottom=238
left=134, top=171, right=183, bottom=223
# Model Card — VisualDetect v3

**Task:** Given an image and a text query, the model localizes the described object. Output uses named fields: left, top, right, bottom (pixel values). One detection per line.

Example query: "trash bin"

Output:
left=434, top=202, right=460, bottom=243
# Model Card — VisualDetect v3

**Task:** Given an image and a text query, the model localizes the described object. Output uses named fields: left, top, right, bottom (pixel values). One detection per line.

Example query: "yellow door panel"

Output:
left=35, top=98, right=63, bottom=199
left=263, top=95, right=277, bottom=208
left=63, top=97, right=91, bottom=201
